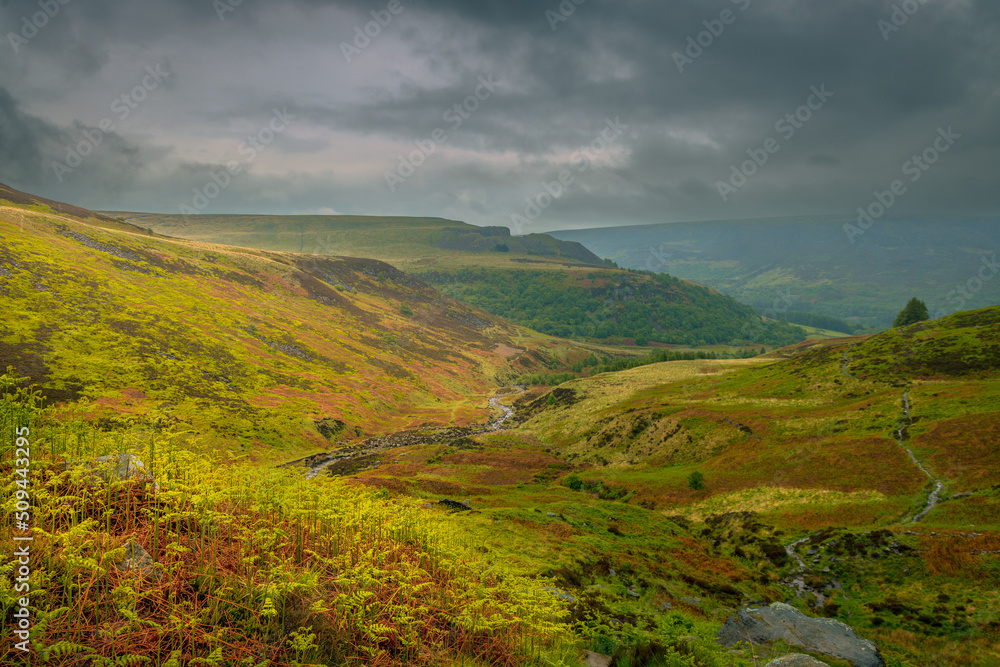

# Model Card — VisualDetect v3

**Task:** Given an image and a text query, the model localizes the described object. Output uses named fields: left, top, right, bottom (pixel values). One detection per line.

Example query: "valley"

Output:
left=1, top=186, right=998, bottom=667
left=550, top=217, right=1000, bottom=331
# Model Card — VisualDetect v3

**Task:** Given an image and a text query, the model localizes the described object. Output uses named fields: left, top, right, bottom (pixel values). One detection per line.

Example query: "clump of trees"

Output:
left=425, top=267, right=806, bottom=347
left=893, top=297, right=929, bottom=327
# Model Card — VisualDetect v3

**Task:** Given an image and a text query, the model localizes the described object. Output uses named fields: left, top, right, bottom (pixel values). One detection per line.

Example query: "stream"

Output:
left=287, top=386, right=526, bottom=479
left=784, top=534, right=813, bottom=572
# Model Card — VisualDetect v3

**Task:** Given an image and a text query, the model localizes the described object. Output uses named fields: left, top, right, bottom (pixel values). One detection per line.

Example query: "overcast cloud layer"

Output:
left=0, top=0, right=998, bottom=231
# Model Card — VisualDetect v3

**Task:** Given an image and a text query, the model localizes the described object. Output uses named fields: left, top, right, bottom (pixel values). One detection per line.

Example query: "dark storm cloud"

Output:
left=0, top=0, right=997, bottom=228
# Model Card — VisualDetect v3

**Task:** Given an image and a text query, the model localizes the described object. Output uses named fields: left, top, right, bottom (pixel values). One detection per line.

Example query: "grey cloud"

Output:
left=0, top=0, right=996, bottom=229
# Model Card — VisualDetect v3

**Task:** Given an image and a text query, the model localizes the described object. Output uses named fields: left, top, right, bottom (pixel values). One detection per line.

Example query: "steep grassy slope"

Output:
left=105, top=211, right=806, bottom=347
left=335, top=307, right=1000, bottom=666
left=0, top=378, right=575, bottom=667
left=0, top=198, right=587, bottom=458
left=551, top=216, right=1000, bottom=329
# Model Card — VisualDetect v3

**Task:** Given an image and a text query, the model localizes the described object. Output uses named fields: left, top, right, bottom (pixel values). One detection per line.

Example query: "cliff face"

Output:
left=437, top=226, right=604, bottom=265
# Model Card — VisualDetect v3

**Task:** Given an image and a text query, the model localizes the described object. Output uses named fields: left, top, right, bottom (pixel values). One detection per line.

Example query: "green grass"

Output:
left=104, top=211, right=808, bottom=348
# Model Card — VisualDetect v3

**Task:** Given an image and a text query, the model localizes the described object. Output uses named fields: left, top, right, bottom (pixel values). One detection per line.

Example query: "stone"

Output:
left=541, top=586, right=577, bottom=603
left=681, top=596, right=702, bottom=609
left=438, top=499, right=472, bottom=511
left=66, top=453, right=159, bottom=491
left=766, top=655, right=830, bottom=667
left=717, top=602, right=885, bottom=667
left=582, top=650, right=612, bottom=667
left=116, top=541, right=164, bottom=584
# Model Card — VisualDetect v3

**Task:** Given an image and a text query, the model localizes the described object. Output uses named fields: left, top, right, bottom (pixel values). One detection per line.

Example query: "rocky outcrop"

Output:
left=717, top=603, right=884, bottom=667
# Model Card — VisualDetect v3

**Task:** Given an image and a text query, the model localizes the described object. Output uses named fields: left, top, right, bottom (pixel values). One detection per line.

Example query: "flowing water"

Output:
left=290, top=386, right=527, bottom=479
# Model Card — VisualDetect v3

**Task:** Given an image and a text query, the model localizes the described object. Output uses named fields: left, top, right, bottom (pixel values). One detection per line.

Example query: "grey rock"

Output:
left=117, top=541, right=164, bottom=584
left=582, top=650, right=612, bottom=667
left=766, top=655, right=830, bottom=667
left=541, top=586, right=577, bottom=603
left=658, top=601, right=673, bottom=611
left=952, top=492, right=973, bottom=500
left=681, top=596, right=702, bottom=609
left=65, top=453, right=159, bottom=491
left=438, top=499, right=472, bottom=511
left=626, top=587, right=640, bottom=598
left=717, top=603, right=884, bottom=667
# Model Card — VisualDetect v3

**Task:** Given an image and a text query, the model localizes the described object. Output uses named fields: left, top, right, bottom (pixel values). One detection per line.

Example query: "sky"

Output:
left=1, top=0, right=998, bottom=233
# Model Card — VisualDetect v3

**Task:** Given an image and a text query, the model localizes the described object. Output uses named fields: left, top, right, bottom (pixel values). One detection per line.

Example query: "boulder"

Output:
left=766, top=655, right=830, bottom=667
left=65, top=453, right=159, bottom=491
left=116, top=541, right=164, bottom=584
left=717, top=603, right=884, bottom=667
left=438, top=499, right=472, bottom=511
left=582, top=651, right=612, bottom=667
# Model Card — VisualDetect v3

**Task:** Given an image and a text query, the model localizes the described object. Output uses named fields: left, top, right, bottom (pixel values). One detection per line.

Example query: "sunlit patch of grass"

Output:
left=675, top=486, right=889, bottom=522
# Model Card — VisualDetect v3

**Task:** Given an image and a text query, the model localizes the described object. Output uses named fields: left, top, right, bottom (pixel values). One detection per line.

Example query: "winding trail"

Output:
left=783, top=347, right=946, bottom=573
left=895, top=391, right=945, bottom=523
left=288, top=386, right=527, bottom=479
left=839, top=343, right=858, bottom=380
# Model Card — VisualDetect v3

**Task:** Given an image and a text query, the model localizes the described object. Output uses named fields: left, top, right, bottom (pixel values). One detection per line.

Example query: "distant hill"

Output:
left=550, top=216, right=1000, bottom=329
left=105, top=211, right=806, bottom=347
left=102, top=212, right=604, bottom=269
left=0, top=183, right=591, bottom=451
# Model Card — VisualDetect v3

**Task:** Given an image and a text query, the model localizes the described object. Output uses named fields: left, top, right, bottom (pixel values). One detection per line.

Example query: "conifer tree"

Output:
left=893, top=297, right=929, bottom=327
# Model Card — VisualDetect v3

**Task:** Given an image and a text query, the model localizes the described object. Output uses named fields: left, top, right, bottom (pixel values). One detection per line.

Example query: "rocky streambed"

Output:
left=285, top=386, right=526, bottom=479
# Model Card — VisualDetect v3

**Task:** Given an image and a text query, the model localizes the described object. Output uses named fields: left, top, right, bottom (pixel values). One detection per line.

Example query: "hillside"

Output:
left=104, top=211, right=806, bottom=347
left=328, top=306, right=1000, bottom=666
left=550, top=216, right=1000, bottom=330
left=3, top=187, right=997, bottom=667
left=0, top=190, right=593, bottom=457
left=101, top=211, right=604, bottom=270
